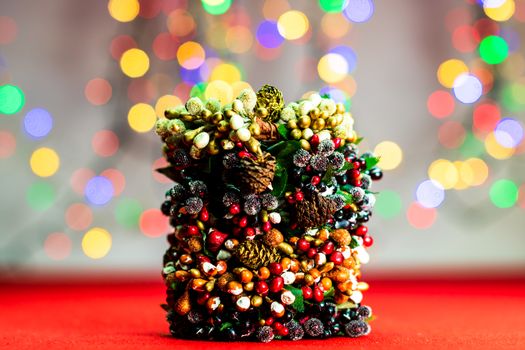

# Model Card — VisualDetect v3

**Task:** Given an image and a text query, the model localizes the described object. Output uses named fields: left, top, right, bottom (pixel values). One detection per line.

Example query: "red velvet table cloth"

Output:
left=1, top=278, right=524, bottom=350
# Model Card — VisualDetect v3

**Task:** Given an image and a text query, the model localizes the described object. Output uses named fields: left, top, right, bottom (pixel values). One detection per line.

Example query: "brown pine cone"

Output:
left=237, top=152, right=276, bottom=194
left=295, top=191, right=338, bottom=229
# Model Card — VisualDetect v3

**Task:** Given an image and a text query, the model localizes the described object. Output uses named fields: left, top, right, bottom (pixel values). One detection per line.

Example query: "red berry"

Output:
left=229, top=204, right=241, bottom=215
left=307, top=247, right=317, bottom=259
left=333, top=138, right=342, bottom=149
left=311, top=176, right=321, bottom=186
left=313, top=287, right=324, bottom=302
left=236, top=142, right=244, bottom=148
left=286, top=195, right=295, bottom=204
left=197, top=255, right=211, bottom=264
left=350, top=169, right=360, bottom=178
left=295, top=191, right=304, bottom=201
left=244, top=227, right=255, bottom=237
left=311, top=134, right=319, bottom=146
left=269, top=276, right=284, bottom=293
left=186, top=225, right=199, bottom=236
left=302, top=286, right=313, bottom=299
left=263, top=221, right=272, bottom=232
left=356, top=225, right=368, bottom=237
left=352, top=161, right=361, bottom=170
left=199, top=207, right=209, bottom=222
left=196, top=292, right=210, bottom=305
left=269, top=262, right=283, bottom=275
left=363, top=235, right=374, bottom=247
left=265, top=317, right=274, bottom=326
left=274, top=322, right=283, bottom=330
left=239, top=216, right=248, bottom=228
left=320, top=241, right=335, bottom=255
left=279, top=327, right=289, bottom=336
left=297, top=238, right=310, bottom=252
left=238, top=150, right=250, bottom=158
left=354, top=179, right=362, bottom=187
left=255, top=281, right=269, bottom=296
left=330, top=251, right=344, bottom=265
left=232, top=227, right=241, bottom=236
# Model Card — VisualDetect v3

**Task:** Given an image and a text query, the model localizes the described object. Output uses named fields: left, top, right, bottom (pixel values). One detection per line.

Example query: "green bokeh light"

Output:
left=459, top=132, right=485, bottom=158
left=479, top=35, right=508, bottom=65
left=489, top=179, right=518, bottom=208
left=115, top=198, right=143, bottom=229
left=319, top=0, right=347, bottom=13
left=26, top=181, right=55, bottom=211
left=375, top=190, right=402, bottom=219
left=0, top=84, right=25, bottom=114
left=201, top=0, right=232, bottom=15
left=190, top=82, right=207, bottom=100
left=501, top=83, right=525, bottom=112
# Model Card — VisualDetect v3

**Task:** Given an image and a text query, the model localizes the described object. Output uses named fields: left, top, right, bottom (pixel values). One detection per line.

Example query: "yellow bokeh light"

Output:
left=210, top=63, right=242, bottom=84
left=277, top=10, right=309, bottom=40
left=485, top=132, right=515, bottom=159
left=428, top=159, right=458, bottom=189
left=205, top=80, right=234, bottom=104
left=177, top=41, right=206, bottom=70
left=120, top=48, right=150, bottom=78
left=464, top=158, right=489, bottom=186
left=318, top=53, right=348, bottom=83
left=225, top=26, right=253, bottom=54
left=108, top=0, right=140, bottom=23
left=30, top=147, right=60, bottom=177
left=454, top=161, right=473, bottom=190
left=437, top=59, right=469, bottom=88
left=321, top=13, right=351, bottom=39
left=82, top=227, right=112, bottom=259
left=155, top=95, right=182, bottom=118
left=374, top=141, right=403, bottom=171
left=484, top=0, right=515, bottom=22
left=128, top=103, right=157, bottom=133
left=231, top=81, right=253, bottom=97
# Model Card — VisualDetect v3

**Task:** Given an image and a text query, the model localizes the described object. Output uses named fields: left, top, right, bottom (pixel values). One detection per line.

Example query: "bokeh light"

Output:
left=329, top=46, right=357, bottom=73
left=152, top=157, right=172, bottom=183
left=82, top=227, right=112, bottom=259
left=177, top=41, right=206, bottom=70
left=374, top=190, right=402, bottom=219
left=0, top=84, right=25, bottom=114
left=344, top=0, right=374, bottom=23
left=155, top=95, right=182, bottom=118
left=464, top=158, right=489, bottom=186
left=120, top=48, right=150, bottom=78
left=428, top=159, right=458, bottom=189
left=438, top=121, right=466, bottom=149
left=110, top=35, right=138, bottom=60
left=427, top=90, right=455, bottom=118
left=205, top=80, right=233, bottom=103
left=201, top=0, right=232, bottom=15
left=321, top=13, right=351, bottom=39
left=0, top=16, right=17, bottom=45
left=473, top=102, right=501, bottom=135
left=490, top=179, right=518, bottom=208
left=0, top=130, right=16, bottom=158
left=374, top=141, right=403, bottom=170
left=152, top=32, right=179, bottom=61
left=70, top=168, right=96, bottom=195
left=452, top=25, right=480, bottom=53
left=30, top=147, right=60, bottom=177
left=318, top=53, right=348, bottom=83
left=115, top=198, right=143, bottom=229
left=85, top=78, right=112, bottom=105
left=26, top=181, right=55, bottom=211
left=128, top=103, right=157, bottom=132
left=65, top=203, right=93, bottom=231
left=479, top=35, right=509, bottom=64
left=92, top=130, right=119, bottom=157
left=319, top=0, right=348, bottom=13
left=139, top=208, right=170, bottom=238
left=225, top=26, right=253, bottom=53
left=416, top=180, right=445, bottom=208
left=108, top=0, right=140, bottom=23
left=277, top=10, right=309, bottom=40
left=256, top=21, right=284, bottom=49
left=23, top=108, right=53, bottom=139
left=485, top=132, right=515, bottom=159
left=100, top=168, right=126, bottom=196
left=44, top=233, right=72, bottom=261
left=84, top=176, right=114, bottom=206
left=407, top=202, right=437, bottom=229
left=437, top=59, right=469, bottom=88
left=452, top=73, right=483, bottom=104
left=484, top=0, right=516, bottom=21
left=494, top=118, right=523, bottom=148
left=210, top=63, right=242, bottom=83
left=167, top=9, right=195, bottom=37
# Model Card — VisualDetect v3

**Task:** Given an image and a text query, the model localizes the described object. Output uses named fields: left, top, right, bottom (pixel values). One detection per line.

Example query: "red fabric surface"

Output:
left=1, top=279, right=524, bottom=350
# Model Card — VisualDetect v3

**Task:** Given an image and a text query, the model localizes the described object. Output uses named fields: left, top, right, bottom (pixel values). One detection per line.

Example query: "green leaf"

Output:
left=364, top=156, right=380, bottom=170
left=340, top=162, right=354, bottom=171
left=219, top=322, right=233, bottom=332
left=323, top=287, right=335, bottom=299
left=322, top=165, right=336, bottom=185
left=285, top=285, right=305, bottom=313
left=267, top=140, right=301, bottom=170
left=271, top=163, right=288, bottom=197
left=277, top=124, right=289, bottom=140
left=350, top=236, right=359, bottom=249
left=336, top=189, right=353, bottom=204
left=336, top=301, right=357, bottom=310
left=354, top=136, right=364, bottom=145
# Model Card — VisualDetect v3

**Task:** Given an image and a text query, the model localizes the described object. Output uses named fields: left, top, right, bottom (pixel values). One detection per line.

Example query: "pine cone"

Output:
left=295, top=191, right=338, bottom=229
left=234, top=240, right=281, bottom=270
left=256, top=85, right=284, bottom=122
left=237, top=152, right=276, bottom=194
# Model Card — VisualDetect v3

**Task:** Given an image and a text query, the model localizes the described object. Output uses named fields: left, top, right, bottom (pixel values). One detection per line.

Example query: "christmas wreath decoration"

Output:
left=156, top=85, right=382, bottom=342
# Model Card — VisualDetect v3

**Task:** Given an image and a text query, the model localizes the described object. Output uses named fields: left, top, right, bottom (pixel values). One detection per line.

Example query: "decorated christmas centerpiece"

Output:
left=156, top=85, right=382, bottom=342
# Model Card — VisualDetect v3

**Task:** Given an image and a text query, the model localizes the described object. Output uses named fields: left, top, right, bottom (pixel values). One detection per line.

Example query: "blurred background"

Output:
left=0, top=0, right=524, bottom=278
